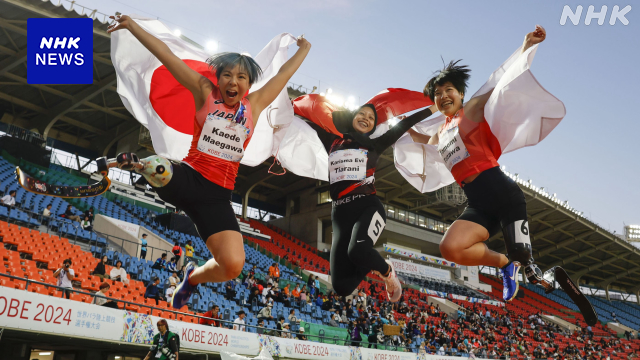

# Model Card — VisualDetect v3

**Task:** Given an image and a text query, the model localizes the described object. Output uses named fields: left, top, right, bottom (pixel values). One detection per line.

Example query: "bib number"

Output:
left=196, top=116, right=249, bottom=162
left=437, top=124, right=470, bottom=171
left=329, top=149, right=368, bottom=184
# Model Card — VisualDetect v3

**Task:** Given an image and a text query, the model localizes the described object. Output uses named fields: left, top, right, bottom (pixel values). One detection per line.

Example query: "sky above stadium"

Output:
left=80, top=0, right=638, bottom=234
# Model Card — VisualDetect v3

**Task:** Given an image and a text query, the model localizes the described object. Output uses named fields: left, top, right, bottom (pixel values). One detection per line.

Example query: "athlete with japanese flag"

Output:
left=107, top=15, right=311, bottom=309
left=406, top=25, right=560, bottom=301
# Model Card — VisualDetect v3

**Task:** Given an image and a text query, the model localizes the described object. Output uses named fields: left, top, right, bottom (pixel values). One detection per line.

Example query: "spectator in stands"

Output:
left=171, top=243, right=183, bottom=264
left=144, top=277, right=163, bottom=305
left=291, top=284, right=300, bottom=299
left=168, top=272, right=179, bottom=287
left=81, top=216, right=93, bottom=231
left=42, top=204, right=52, bottom=221
left=314, top=275, right=320, bottom=289
left=165, top=283, right=176, bottom=299
left=84, top=207, right=95, bottom=224
left=152, top=253, right=167, bottom=270
left=110, top=260, right=129, bottom=284
left=349, top=320, right=363, bottom=346
left=144, top=319, right=179, bottom=360
left=249, top=288, right=263, bottom=307
left=256, top=319, right=266, bottom=335
left=54, top=258, right=75, bottom=299
left=94, top=283, right=119, bottom=309
left=185, top=240, right=194, bottom=262
left=225, top=279, right=236, bottom=300
left=233, top=311, right=246, bottom=332
left=288, top=309, right=298, bottom=324
left=258, top=303, right=273, bottom=322
left=166, top=257, right=178, bottom=272
left=140, top=234, right=148, bottom=259
left=329, top=312, right=340, bottom=327
left=268, top=263, right=279, bottom=282
left=92, top=255, right=109, bottom=280
left=1, top=190, right=16, bottom=207
left=62, top=205, right=81, bottom=222
left=611, top=311, right=618, bottom=322
left=245, top=274, right=256, bottom=288
left=281, top=323, right=291, bottom=338
left=200, top=304, right=221, bottom=327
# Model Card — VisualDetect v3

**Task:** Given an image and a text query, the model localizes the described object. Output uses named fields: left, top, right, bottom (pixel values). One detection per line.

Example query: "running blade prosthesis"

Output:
left=16, top=152, right=140, bottom=199
left=553, top=266, right=599, bottom=326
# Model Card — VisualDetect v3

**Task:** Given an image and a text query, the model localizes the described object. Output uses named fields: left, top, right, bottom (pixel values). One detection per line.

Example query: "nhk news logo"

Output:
left=27, top=18, right=93, bottom=84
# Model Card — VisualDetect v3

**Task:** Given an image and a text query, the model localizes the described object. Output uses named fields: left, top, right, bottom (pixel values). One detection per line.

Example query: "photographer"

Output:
left=144, top=319, right=179, bottom=360
left=53, top=258, right=75, bottom=299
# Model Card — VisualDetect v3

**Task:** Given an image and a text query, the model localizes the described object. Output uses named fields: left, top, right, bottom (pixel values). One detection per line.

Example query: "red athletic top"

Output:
left=437, top=108, right=501, bottom=185
left=182, top=88, right=254, bottom=190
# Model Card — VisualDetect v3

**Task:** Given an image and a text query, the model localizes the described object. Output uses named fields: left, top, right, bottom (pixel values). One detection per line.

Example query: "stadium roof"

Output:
left=1, top=0, right=639, bottom=294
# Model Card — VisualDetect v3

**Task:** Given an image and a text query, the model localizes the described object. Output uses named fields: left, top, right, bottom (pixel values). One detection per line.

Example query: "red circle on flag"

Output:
left=149, top=60, right=218, bottom=135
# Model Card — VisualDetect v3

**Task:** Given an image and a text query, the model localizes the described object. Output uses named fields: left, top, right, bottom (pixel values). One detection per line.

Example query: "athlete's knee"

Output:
left=439, top=239, right=463, bottom=263
left=503, top=220, right=533, bottom=266
left=218, top=256, right=245, bottom=280
left=136, top=155, right=173, bottom=187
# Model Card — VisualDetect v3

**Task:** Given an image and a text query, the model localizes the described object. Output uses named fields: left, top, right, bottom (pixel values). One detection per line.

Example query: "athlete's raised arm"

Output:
left=108, top=15, right=212, bottom=109
left=408, top=127, right=439, bottom=146
left=464, top=25, right=547, bottom=123
left=246, top=37, right=311, bottom=122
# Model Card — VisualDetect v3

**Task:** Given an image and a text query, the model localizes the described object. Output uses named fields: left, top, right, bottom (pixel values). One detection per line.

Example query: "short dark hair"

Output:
left=9, top=190, right=16, bottom=195
left=153, top=277, right=160, bottom=282
left=424, top=59, right=471, bottom=103
left=205, top=52, right=263, bottom=85
left=47, top=204, right=52, bottom=207
left=142, top=234, right=147, bottom=237
left=116, top=260, right=122, bottom=266
left=63, top=258, right=72, bottom=265
left=161, top=253, right=167, bottom=258
left=99, top=282, right=110, bottom=290
left=157, top=319, right=169, bottom=329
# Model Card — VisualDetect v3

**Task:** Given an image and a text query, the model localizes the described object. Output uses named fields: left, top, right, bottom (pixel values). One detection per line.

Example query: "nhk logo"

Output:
left=27, top=18, right=93, bottom=84
left=560, top=5, right=632, bottom=25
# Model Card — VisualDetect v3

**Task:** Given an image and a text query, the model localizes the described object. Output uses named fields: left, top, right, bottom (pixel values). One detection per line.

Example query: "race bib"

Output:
left=196, top=115, right=249, bottom=162
left=437, top=124, right=470, bottom=171
left=329, top=149, right=368, bottom=184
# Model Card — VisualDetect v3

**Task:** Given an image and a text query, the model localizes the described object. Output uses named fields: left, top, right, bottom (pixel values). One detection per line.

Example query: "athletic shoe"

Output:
left=379, top=260, right=402, bottom=302
left=171, top=261, right=197, bottom=309
left=500, top=261, right=521, bottom=302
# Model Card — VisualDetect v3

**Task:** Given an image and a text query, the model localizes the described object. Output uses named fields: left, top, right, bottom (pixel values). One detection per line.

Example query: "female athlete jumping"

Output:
left=107, top=15, right=311, bottom=308
left=408, top=25, right=551, bottom=301
left=314, top=103, right=436, bottom=301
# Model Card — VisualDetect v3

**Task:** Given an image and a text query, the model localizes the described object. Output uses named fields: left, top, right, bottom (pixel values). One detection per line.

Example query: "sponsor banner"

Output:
left=383, top=245, right=458, bottom=268
left=417, top=288, right=504, bottom=308
left=360, top=347, right=420, bottom=360
left=0, top=286, right=124, bottom=342
left=104, top=216, right=141, bottom=238
left=388, top=258, right=451, bottom=281
left=258, top=335, right=354, bottom=359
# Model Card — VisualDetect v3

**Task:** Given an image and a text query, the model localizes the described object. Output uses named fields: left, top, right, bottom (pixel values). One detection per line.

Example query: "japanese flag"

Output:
left=110, top=15, right=298, bottom=168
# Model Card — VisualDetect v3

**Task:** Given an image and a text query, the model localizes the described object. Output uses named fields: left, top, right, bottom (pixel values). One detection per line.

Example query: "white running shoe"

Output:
left=379, top=260, right=402, bottom=302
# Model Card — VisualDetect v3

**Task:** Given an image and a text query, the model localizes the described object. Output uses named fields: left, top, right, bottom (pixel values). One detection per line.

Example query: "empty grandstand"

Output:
left=0, top=0, right=639, bottom=359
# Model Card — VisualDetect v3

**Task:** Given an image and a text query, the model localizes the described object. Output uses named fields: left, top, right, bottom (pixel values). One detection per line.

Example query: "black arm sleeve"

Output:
left=168, top=335, right=180, bottom=353
left=370, top=107, right=434, bottom=153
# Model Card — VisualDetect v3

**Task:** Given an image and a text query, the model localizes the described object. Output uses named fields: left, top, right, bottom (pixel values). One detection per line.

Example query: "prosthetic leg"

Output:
left=96, top=153, right=173, bottom=188
left=502, top=220, right=554, bottom=293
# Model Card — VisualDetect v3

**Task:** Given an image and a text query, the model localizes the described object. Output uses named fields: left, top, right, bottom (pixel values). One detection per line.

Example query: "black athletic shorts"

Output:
left=154, top=163, right=240, bottom=241
left=457, top=166, right=527, bottom=237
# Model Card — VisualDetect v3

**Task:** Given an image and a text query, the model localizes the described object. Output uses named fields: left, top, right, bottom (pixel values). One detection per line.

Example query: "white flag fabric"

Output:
left=111, top=16, right=312, bottom=174
left=220, top=349, right=273, bottom=360
left=394, top=44, right=566, bottom=192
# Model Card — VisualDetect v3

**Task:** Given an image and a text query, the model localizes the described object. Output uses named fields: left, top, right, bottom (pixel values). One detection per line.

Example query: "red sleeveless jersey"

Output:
left=437, top=108, right=501, bottom=185
left=182, top=88, right=254, bottom=190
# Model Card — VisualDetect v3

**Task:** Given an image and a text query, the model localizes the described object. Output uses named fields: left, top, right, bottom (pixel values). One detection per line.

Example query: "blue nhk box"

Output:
left=28, top=18, right=93, bottom=84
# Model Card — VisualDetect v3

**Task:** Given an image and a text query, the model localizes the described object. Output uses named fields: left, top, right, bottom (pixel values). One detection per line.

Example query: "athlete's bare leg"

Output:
left=439, top=219, right=509, bottom=268
left=188, top=230, right=245, bottom=284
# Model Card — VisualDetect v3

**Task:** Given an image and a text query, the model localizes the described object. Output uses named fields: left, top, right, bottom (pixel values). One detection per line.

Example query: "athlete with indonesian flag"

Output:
left=107, top=14, right=311, bottom=309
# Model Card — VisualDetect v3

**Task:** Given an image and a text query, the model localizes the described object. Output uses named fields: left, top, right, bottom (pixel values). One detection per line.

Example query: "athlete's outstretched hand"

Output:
left=297, top=36, right=312, bottom=50
left=522, top=25, right=546, bottom=53
left=526, top=25, right=546, bottom=45
left=107, top=14, right=133, bottom=33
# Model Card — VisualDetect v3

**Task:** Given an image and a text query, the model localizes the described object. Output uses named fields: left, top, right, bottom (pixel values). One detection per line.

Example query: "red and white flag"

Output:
left=110, top=15, right=300, bottom=169
left=394, top=44, right=566, bottom=192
